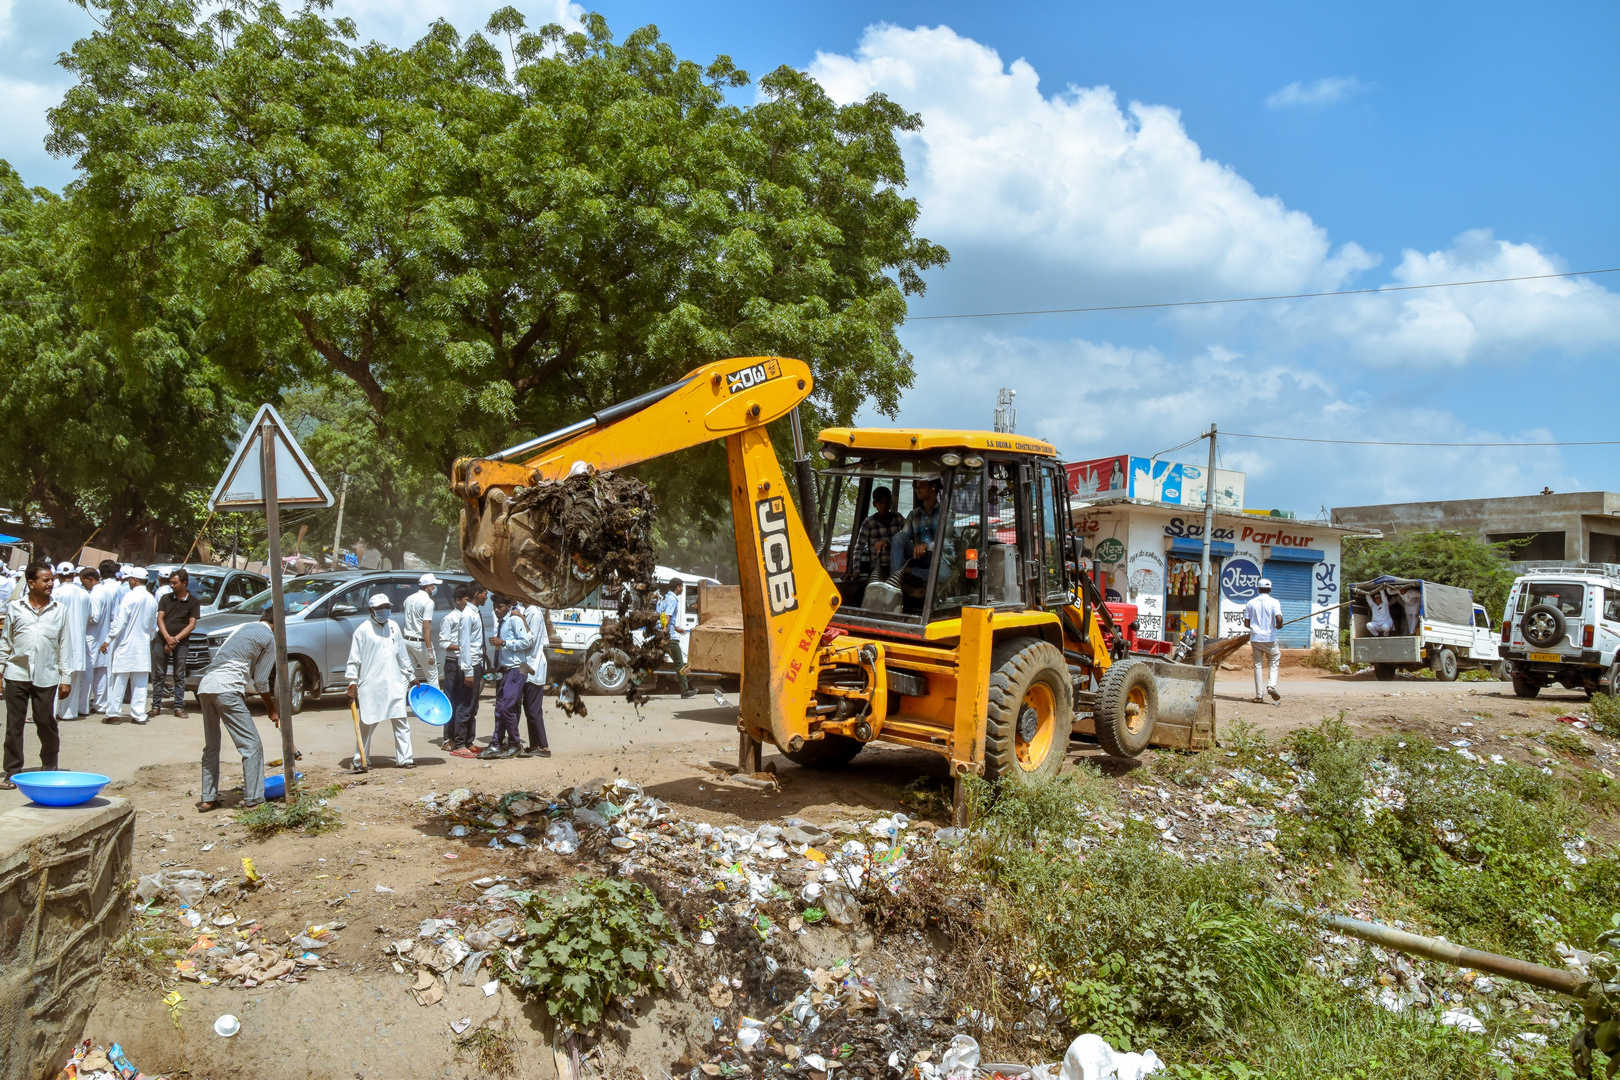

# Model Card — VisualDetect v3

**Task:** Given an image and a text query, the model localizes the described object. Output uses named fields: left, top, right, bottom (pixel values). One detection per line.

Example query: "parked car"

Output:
left=185, top=570, right=474, bottom=711
left=1500, top=565, right=1620, bottom=698
left=144, top=563, right=269, bottom=616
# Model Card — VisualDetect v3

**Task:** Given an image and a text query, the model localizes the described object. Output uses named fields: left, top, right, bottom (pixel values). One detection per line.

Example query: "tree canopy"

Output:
left=1342, top=531, right=1520, bottom=620
left=44, top=0, right=946, bottom=554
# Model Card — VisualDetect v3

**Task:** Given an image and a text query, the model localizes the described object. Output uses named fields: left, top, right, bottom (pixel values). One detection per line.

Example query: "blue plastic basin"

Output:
left=11, top=771, right=111, bottom=807
left=408, top=683, right=453, bottom=726
left=263, top=771, right=304, bottom=801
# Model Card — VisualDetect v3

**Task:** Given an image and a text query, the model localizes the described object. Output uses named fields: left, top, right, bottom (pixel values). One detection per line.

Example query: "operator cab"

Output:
left=815, top=429, right=1074, bottom=632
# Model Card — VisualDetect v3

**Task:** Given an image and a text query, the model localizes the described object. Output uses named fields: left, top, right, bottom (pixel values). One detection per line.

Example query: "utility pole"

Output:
left=331, top=473, right=349, bottom=570
left=1193, top=423, right=1218, bottom=668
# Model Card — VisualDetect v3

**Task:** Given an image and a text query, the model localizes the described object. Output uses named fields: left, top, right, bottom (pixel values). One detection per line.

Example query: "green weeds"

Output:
left=235, top=783, right=343, bottom=837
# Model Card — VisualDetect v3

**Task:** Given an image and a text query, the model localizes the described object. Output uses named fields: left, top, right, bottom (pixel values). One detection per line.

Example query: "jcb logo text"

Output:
left=756, top=496, right=798, bottom=615
left=726, top=358, right=781, bottom=394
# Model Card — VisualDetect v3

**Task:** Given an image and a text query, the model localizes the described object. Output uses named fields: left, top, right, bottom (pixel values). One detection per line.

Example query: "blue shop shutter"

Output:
left=1263, top=559, right=1314, bottom=647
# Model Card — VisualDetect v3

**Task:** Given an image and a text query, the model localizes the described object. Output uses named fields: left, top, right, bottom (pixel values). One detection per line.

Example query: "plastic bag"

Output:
left=942, top=1034, right=981, bottom=1079
left=1059, top=1034, right=1164, bottom=1080
left=545, top=820, right=579, bottom=854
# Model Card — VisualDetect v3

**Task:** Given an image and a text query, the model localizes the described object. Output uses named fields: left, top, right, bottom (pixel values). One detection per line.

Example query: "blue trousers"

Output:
left=442, top=656, right=482, bottom=746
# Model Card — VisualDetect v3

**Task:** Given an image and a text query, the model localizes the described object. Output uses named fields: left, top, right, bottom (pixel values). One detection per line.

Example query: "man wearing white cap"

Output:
left=345, top=593, right=414, bottom=772
left=402, top=573, right=439, bottom=684
left=104, top=566, right=159, bottom=723
left=87, top=559, right=122, bottom=714
left=1242, top=577, right=1285, bottom=705
left=52, top=562, right=91, bottom=720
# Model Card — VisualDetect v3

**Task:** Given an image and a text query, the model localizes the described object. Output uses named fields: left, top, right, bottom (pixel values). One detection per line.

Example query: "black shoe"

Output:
left=477, top=746, right=504, bottom=760
left=494, top=746, right=518, bottom=759
left=1267, top=687, right=1281, bottom=702
left=680, top=689, right=697, bottom=699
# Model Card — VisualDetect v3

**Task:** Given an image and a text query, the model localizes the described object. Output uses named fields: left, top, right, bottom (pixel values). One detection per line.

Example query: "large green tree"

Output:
left=1342, top=531, right=1520, bottom=620
left=49, top=1, right=946, bottom=535
left=0, top=160, right=253, bottom=556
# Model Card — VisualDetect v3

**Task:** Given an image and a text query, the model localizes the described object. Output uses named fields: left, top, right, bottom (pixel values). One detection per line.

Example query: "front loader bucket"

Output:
left=457, top=485, right=597, bottom=609
left=1145, top=660, right=1216, bottom=750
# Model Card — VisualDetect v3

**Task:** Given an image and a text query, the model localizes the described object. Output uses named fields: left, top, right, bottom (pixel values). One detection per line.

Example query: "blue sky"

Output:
left=5, top=0, right=1617, bottom=516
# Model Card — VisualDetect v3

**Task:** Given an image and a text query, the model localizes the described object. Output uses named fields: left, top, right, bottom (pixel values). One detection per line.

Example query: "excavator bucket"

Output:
left=459, top=482, right=596, bottom=609
left=1145, top=660, right=1217, bottom=750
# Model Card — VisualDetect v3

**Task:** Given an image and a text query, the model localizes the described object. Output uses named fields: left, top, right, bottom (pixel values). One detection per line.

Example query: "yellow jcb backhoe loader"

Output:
left=452, top=357, right=1213, bottom=802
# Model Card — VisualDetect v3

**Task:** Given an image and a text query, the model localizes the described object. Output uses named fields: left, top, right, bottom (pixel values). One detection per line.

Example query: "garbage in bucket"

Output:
left=264, top=771, right=304, bottom=800
left=409, top=683, right=453, bottom=726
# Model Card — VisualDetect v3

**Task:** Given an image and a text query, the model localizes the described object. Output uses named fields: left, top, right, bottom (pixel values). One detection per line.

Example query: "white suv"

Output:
left=1500, top=567, right=1620, bottom=699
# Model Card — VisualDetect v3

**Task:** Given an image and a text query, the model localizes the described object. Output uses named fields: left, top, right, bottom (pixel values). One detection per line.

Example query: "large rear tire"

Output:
left=1511, top=674, right=1541, bottom=699
left=1093, top=659, right=1157, bottom=759
left=984, top=638, right=1074, bottom=782
left=1430, top=647, right=1459, bottom=682
left=781, top=734, right=864, bottom=770
left=585, top=646, right=631, bottom=695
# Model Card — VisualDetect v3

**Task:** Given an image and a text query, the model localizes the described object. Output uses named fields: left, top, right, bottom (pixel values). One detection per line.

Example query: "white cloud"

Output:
left=808, top=25, right=1377, bottom=305
left=875, top=327, right=1577, bottom=508
left=0, top=74, right=64, bottom=161
left=1275, top=229, right=1620, bottom=366
left=1264, top=76, right=1369, bottom=109
left=0, top=0, right=13, bottom=42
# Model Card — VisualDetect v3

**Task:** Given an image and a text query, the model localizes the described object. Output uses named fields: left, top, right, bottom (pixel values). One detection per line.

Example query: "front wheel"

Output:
left=1093, top=659, right=1158, bottom=759
left=984, top=638, right=1074, bottom=781
left=781, top=735, right=864, bottom=770
left=584, top=646, right=631, bottom=695
left=1430, top=647, right=1459, bottom=682
left=287, top=659, right=314, bottom=714
left=1511, top=674, right=1541, bottom=699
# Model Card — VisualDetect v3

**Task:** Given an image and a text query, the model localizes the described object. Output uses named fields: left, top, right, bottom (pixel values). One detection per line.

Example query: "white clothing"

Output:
left=436, top=608, right=465, bottom=669
left=108, top=671, right=150, bottom=723
left=55, top=581, right=91, bottom=672
left=1366, top=592, right=1394, bottom=636
left=106, top=585, right=158, bottom=674
left=1243, top=594, right=1284, bottom=644
left=402, top=589, right=435, bottom=641
left=1252, top=639, right=1281, bottom=698
left=477, top=599, right=497, bottom=667
left=346, top=619, right=414, bottom=766
left=521, top=605, right=552, bottom=685
left=345, top=619, right=413, bottom=723
left=88, top=579, right=121, bottom=664
left=0, top=595, right=72, bottom=686
left=89, top=669, right=109, bottom=714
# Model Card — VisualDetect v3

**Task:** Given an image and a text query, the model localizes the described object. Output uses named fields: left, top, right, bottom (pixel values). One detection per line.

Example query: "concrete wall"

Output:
left=1332, top=492, right=1620, bottom=562
left=0, top=797, right=134, bottom=1080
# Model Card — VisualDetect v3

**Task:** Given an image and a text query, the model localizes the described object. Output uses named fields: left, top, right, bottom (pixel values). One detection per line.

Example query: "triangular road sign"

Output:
left=209, top=404, right=335, bottom=512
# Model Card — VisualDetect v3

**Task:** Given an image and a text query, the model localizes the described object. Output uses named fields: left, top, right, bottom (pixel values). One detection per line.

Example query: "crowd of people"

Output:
left=0, top=562, right=580, bottom=806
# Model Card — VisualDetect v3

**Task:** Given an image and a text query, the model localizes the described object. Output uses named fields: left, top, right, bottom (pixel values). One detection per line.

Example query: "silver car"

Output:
left=144, top=563, right=269, bottom=616
left=186, top=570, right=474, bottom=711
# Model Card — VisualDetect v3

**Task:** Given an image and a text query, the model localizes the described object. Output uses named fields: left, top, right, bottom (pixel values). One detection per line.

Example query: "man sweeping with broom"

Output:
left=345, top=593, right=416, bottom=772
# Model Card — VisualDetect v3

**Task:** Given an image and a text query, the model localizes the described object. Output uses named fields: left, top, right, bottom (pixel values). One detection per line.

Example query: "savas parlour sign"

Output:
left=1162, top=516, right=1316, bottom=548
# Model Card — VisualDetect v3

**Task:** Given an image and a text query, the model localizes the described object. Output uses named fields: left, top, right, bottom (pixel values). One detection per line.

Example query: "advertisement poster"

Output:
left=1128, top=458, right=1245, bottom=509
left=1065, top=455, right=1129, bottom=497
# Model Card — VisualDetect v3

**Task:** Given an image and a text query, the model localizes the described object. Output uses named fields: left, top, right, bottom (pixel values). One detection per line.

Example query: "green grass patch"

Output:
left=234, top=783, right=343, bottom=837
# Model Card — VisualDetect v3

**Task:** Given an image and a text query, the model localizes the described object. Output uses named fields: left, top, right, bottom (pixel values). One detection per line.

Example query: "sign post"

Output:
left=209, top=405, right=333, bottom=796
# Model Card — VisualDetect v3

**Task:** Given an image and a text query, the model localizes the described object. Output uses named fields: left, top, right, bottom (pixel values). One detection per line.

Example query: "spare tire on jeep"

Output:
left=1521, top=604, right=1567, bottom=649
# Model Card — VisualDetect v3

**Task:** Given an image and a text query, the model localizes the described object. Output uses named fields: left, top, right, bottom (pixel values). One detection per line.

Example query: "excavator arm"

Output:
left=451, top=356, right=840, bottom=755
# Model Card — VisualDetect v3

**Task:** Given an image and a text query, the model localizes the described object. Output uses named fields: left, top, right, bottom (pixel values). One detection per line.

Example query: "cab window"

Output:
left=1605, top=589, right=1620, bottom=624
left=933, top=467, right=984, bottom=612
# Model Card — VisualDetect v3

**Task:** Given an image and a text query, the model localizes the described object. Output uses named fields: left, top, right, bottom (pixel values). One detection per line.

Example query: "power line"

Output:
left=1223, top=432, right=1620, bottom=449
left=905, top=267, right=1620, bottom=322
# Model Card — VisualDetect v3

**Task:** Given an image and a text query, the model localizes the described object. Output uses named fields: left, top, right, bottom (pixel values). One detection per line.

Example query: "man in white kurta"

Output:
left=52, top=563, right=91, bottom=719
left=104, top=567, right=158, bottom=724
left=87, top=561, right=123, bottom=714
left=345, top=593, right=414, bottom=771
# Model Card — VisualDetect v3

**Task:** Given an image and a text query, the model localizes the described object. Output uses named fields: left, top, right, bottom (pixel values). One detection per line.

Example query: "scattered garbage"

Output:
left=1059, top=1034, right=1164, bottom=1080
left=212, top=1014, right=241, bottom=1038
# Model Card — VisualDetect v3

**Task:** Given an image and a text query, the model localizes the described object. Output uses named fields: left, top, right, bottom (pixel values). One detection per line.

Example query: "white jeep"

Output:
left=1500, top=567, right=1620, bottom=698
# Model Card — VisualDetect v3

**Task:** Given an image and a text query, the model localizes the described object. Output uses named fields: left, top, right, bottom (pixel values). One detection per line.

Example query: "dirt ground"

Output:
left=10, top=668, right=1610, bottom=1079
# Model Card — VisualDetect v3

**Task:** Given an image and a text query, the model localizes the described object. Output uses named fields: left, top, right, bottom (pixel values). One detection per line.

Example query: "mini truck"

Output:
left=1349, top=576, right=1503, bottom=681
left=452, top=356, right=1214, bottom=801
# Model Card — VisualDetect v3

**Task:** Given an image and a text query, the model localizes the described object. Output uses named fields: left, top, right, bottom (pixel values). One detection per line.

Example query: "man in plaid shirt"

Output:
left=850, top=486, right=904, bottom=580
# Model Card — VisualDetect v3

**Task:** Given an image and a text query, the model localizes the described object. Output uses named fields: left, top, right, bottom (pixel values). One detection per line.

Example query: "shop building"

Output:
left=1067, top=456, right=1366, bottom=648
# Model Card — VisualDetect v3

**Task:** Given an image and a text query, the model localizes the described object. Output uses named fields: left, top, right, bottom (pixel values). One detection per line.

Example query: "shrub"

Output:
left=498, top=876, right=677, bottom=1034
left=235, top=783, right=342, bottom=836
